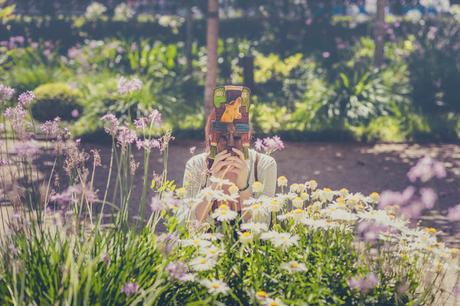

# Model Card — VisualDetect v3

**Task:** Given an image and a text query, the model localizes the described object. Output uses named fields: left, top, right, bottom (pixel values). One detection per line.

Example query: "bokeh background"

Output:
left=1, top=0, right=460, bottom=245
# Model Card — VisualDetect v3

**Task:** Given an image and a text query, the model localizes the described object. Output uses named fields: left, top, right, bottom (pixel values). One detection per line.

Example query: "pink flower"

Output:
left=407, top=156, right=446, bottom=183
left=68, top=46, right=82, bottom=59
left=117, top=76, right=143, bottom=95
left=0, top=84, right=15, bottom=102
left=322, top=51, right=330, bottom=58
left=121, top=282, right=139, bottom=296
left=134, top=109, right=162, bottom=130
left=101, top=114, right=120, bottom=136
left=447, top=204, right=460, bottom=222
left=50, top=184, right=98, bottom=206
left=348, top=272, right=379, bottom=293
left=71, top=109, right=80, bottom=118
left=18, top=91, right=35, bottom=107
left=254, top=136, right=285, bottom=154
left=136, top=138, right=161, bottom=151
left=420, top=188, right=437, bottom=209
left=150, top=195, right=163, bottom=212
left=13, top=140, right=41, bottom=158
left=41, top=117, right=63, bottom=139
left=357, top=221, right=394, bottom=243
left=116, top=126, right=137, bottom=147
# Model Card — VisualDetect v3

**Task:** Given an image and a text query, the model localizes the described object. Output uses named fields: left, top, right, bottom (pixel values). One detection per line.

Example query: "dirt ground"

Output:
left=2, top=140, right=460, bottom=247
left=74, top=140, right=460, bottom=245
left=1, top=140, right=460, bottom=305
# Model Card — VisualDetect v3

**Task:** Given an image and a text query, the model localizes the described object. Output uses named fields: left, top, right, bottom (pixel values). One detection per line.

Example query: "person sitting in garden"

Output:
left=180, top=85, right=277, bottom=225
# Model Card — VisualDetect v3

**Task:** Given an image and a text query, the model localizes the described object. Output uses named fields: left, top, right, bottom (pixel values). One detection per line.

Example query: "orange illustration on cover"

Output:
left=220, top=97, right=242, bottom=123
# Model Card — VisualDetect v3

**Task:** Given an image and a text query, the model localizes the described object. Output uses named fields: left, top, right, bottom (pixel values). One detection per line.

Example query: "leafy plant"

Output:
left=31, top=82, right=83, bottom=122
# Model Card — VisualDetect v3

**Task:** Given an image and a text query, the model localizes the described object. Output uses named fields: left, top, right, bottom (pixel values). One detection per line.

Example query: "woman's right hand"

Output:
left=208, top=150, right=233, bottom=188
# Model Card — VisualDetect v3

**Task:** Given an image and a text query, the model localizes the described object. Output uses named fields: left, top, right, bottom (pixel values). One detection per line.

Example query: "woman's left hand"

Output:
left=226, top=148, right=249, bottom=190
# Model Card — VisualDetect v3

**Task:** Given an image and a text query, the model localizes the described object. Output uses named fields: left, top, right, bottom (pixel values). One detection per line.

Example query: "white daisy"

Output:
left=300, top=192, right=310, bottom=201
left=262, top=231, right=299, bottom=250
left=292, top=196, right=304, bottom=208
left=324, top=208, right=358, bottom=223
left=200, top=278, right=230, bottom=296
left=209, top=176, right=233, bottom=186
left=239, top=231, right=254, bottom=244
left=199, top=245, right=223, bottom=258
left=240, top=222, right=269, bottom=235
left=211, top=204, right=238, bottom=222
left=271, top=232, right=300, bottom=250
left=181, top=238, right=212, bottom=248
left=260, top=230, right=280, bottom=241
left=281, top=260, right=307, bottom=273
left=268, top=198, right=283, bottom=213
left=264, top=297, right=287, bottom=306
left=243, top=197, right=260, bottom=206
left=243, top=202, right=269, bottom=219
left=199, top=232, right=224, bottom=241
left=189, top=256, right=217, bottom=271
left=305, top=180, right=318, bottom=191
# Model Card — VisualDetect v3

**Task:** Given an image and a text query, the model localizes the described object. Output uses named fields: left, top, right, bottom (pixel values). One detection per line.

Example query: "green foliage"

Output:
left=406, top=17, right=460, bottom=114
left=6, top=65, right=54, bottom=92
left=31, top=82, right=83, bottom=122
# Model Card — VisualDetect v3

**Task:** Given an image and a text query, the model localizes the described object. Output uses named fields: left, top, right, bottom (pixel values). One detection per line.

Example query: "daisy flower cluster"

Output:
left=156, top=156, right=459, bottom=304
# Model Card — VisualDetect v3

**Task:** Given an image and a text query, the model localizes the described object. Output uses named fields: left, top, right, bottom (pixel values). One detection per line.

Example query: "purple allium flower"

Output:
left=116, top=126, right=137, bottom=147
left=254, top=138, right=264, bottom=151
left=379, top=186, right=415, bottom=208
left=134, top=109, right=162, bottom=130
left=91, top=149, right=102, bottom=167
left=379, top=185, right=435, bottom=220
left=407, top=156, right=446, bottom=183
left=420, top=188, right=437, bottom=209
left=41, top=117, right=62, bottom=139
left=254, top=136, right=285, bottom=154
left=121, top=281, right=139, bottom=296
left=4, top=105, right=27, bottom=121
left=136, top=138, right=161, bottom=151
left=166, top=261, right=195, bottom=282
left=348, top=272, right=379, bottom=293
left=148, top=109, right=162, bottom=127
left=0, top=84, right=15, bottom=102
left=117, top=76, right=143, bottom=95
left=357, top=221, right=392, bottom=243
left=447, top=204, right=460, bottom=222
left=101, top=113, right=120, bottom=136
left=18, top=91, right=35, bottom=107
left=150, top=195, right=164, bottom=212
left=158, top=233, right=179, bottom=256
left=50, top=184, right=98, bottom=207
left=159, top=131, right=175, bottom=152
left=13, top=140, right=41, bottom=158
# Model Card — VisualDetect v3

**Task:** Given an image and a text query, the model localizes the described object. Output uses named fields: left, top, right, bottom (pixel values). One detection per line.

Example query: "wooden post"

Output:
left=374, top=0, right=387, bottom=67
left=204, top=0, right=219, bottom=119
left=185, top=5, right=193, bottom=73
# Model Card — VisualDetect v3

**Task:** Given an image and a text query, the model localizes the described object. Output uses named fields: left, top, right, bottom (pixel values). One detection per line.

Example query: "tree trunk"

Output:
left=185, top=5, right=193, bottom=73
left=374, top=0, right=387, bottom=67
left=204, top=0, right=219, bottom=119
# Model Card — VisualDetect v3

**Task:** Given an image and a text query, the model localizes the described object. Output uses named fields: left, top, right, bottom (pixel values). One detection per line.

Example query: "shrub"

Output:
left=31, top=82, right=83, bottom=122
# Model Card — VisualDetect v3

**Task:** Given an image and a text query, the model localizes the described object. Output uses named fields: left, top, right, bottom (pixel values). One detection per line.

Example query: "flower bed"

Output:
left=0, top=83, right=459, bottom=305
